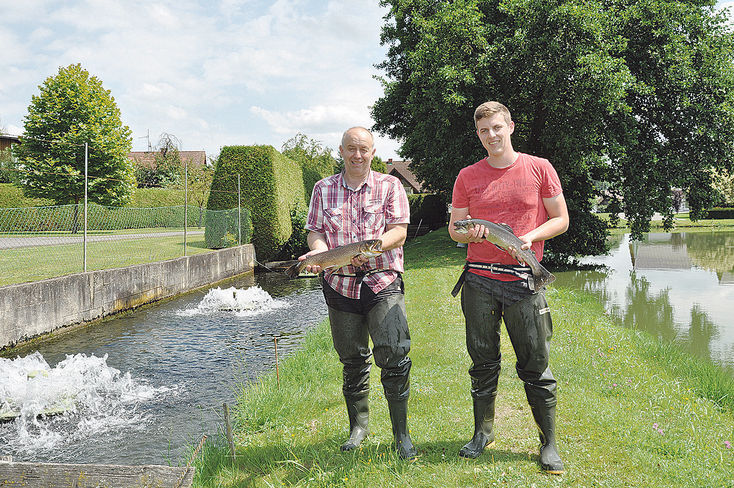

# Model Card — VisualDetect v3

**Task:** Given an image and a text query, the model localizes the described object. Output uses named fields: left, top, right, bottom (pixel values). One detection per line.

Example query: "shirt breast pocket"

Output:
left=324, top=207, right=343, bottom=233
left=362, top=204, right=385, bottom=236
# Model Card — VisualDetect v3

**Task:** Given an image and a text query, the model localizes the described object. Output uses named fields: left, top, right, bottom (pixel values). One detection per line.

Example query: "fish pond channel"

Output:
left=554, top=230, right=734, bottom=375
left=0, top=271, right=327, bottom=465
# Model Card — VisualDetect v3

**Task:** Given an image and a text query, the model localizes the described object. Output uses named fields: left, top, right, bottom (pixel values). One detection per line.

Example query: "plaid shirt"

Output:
left=305, top=170, right=410, bottom=299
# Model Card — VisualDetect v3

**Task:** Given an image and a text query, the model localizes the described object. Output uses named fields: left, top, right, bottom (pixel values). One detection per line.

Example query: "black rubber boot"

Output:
left=459, top=395, right=496, bottom=458
left=341, top=394, right=369, bottom=451
left=530, top=404, right=565, bottom=474
left=387, top=399, right=417, bottom=460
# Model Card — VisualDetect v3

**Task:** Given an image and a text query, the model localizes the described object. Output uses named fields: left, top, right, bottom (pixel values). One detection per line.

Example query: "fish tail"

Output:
left=285, top=262, right=303, bottom=279
left=533, top=265, right=556, bottom=291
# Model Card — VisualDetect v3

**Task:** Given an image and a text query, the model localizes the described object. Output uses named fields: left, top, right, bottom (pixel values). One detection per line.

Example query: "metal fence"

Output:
left=0, top=204, right=249, bottom=287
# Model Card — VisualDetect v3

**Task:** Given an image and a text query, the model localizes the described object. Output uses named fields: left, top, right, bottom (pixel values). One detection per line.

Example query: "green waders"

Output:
left=328, top=286, right=417, bottom=460
left=460, top=278, right=565, bottom=473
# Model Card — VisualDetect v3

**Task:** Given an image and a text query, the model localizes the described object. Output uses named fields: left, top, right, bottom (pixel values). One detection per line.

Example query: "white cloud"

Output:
left=0, top=0, right=399, bottom=159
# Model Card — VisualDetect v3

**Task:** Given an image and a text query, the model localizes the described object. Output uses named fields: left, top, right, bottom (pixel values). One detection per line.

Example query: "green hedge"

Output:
left=206, top=145, right=305, bottom=259
left=0, top=183, right=54, bottom=208
left=408, top=193, right=448, bottom=230
left=704, top=207, right=734, bottom=219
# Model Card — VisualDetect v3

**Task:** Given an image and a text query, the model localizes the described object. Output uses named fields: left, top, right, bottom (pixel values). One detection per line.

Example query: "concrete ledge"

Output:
left=0, top=245, right=255, bottom=350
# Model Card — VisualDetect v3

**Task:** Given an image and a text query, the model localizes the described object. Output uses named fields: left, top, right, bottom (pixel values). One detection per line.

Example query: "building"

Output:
left=127, top=149, right=207, bottom=168
left=0, top=134, right=20, bottom=152
left=385, top=159, right=423, bottom=194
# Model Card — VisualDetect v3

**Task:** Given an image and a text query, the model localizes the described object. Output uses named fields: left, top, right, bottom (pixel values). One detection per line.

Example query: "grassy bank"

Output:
left=192, top=230, right=734, bottom=487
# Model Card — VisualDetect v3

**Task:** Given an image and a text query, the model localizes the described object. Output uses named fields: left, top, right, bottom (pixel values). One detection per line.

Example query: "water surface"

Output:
left=554, top=230, right=734, bottom=374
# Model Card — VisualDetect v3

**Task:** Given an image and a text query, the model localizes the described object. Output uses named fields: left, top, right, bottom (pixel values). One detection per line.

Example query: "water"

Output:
left=554, top=230, right=734, bottom=374
left=0, top=271, right=327, bottom=465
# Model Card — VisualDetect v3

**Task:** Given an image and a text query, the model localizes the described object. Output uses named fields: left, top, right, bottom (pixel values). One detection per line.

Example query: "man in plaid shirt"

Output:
left=299, top=126, right=416, bottom=460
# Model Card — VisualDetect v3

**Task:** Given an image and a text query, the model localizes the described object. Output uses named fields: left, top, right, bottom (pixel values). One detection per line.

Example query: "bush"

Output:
left=206, top=145, right=305, bottom=259
left=0, top=183, right=54, bottom=208
left=408, top=193, right=448, bottom=230
left=703, top=207, right=734, bottom=219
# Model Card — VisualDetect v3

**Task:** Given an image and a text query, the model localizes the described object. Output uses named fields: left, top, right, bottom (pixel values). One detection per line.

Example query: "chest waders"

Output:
left=323, top=275, right=417, bottom=460
left=455, top=268, right=565, bottom=474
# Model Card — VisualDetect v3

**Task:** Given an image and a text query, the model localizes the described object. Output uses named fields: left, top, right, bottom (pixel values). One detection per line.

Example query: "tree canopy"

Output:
left=372, top=0, right=734, bottom=259
left=14, top=64, right=134, bottom=206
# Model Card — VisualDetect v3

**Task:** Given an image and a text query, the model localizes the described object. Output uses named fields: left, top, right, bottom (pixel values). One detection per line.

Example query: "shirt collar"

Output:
left=340, top=169, right=374, bottom=192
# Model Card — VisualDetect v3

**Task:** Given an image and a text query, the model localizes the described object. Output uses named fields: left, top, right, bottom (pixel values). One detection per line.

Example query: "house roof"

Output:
left=386, top=159, right=423, bottom=193
left=127, top=150, right=207, bottom=168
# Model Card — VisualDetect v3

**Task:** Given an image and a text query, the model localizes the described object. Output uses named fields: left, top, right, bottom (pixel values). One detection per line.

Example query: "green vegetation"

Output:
left=192, top=229, right=734, bottom=487
left=14, top=63, right=134, bottom=206
left=0, top=233, right=210, bottom=286
left=0, top=183, right=54, bottom=207
left=206, top=145, right=308, bottom=258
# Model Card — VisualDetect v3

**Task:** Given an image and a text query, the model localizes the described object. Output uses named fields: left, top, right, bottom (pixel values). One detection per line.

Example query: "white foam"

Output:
left=178, top=286, right=288, bottom=316
left=0, top=352, right=160, bottom=455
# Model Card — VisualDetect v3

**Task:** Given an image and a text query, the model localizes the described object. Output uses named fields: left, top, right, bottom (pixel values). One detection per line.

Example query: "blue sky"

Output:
left=1, top=1, right=732, bottom=161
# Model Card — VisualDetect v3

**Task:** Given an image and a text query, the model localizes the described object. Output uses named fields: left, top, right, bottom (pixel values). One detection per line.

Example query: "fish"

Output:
left=284, top=239, right=384, bottom=279
left=453, top=218, right=556, bottom=291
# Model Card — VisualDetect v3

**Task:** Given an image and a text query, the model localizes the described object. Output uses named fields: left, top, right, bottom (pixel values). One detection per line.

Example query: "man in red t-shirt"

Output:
left=448, top=101, right=569, bottom=474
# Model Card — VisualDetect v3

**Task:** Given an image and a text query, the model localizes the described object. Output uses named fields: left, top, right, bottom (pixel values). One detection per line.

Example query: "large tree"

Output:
left=14, top=64, right=134, bottom=207
left=373, top=0, right=734, bottom=260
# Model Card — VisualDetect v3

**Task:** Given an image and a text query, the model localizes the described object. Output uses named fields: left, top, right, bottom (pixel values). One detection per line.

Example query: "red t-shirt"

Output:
left=451, top=153, right=563, bottom=281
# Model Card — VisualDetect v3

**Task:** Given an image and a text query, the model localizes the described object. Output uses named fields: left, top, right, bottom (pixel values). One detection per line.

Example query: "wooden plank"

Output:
left=0, top=461, right=194, bottom=488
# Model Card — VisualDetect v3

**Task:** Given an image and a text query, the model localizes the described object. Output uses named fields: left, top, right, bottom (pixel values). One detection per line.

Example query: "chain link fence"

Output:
left=0, top=204, right=250, bottom=287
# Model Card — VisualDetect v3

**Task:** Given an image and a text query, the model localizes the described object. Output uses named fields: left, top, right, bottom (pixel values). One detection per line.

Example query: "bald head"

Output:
left=341, top=127, right=374, bottom=148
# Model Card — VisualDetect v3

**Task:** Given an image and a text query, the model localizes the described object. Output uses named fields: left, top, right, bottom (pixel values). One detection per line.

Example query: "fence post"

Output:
left=237, top=174, right=242, bottom=246
left=184, top=160, right=188, bottom=256
left=83, top=142, right=88, bottom=272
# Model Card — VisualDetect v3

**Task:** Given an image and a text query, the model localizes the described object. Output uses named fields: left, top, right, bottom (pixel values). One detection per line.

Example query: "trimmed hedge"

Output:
left=206, top=145, right=305, bottom=259
left=0, top=183, right=54, bottom=208
left=704, top=207, right=734, bottom=219
left=408, top=193, right=448, bottom=230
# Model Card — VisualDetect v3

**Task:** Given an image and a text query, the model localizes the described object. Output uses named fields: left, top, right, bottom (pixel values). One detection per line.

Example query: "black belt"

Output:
left=329, top=268, right=391, bottom=279
left=451, top=262, right=533, bottom=297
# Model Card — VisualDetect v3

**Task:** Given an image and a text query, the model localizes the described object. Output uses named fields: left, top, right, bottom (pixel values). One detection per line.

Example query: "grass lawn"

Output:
left=191, top=229, right=734, bottom=487
left=0, top=231, right=212, bottom=286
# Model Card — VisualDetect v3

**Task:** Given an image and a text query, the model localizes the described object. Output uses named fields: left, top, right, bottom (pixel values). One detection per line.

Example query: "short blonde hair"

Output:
left=474, top=101, right=511, bottom=127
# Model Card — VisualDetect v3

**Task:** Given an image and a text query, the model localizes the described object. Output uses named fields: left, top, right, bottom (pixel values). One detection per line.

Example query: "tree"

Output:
left=281, top=133, right=336, bottom=199
left=180, top=157, right=214, bottom=226
left=373, top=0, right=734, bottom=261
left=14, top=64, right=134, bottom=208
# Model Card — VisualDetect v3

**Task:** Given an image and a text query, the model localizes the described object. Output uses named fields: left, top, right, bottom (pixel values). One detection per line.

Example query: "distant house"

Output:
left=386, top=159, right=423, bottom=194
left=0, top=134, right=20, bottom=152
left=127, top=149, right=207, bottom=168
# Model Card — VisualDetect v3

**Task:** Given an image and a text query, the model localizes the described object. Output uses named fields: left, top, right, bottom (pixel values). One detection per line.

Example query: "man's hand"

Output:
left=297, top=248, right=325, bottom=274
left=464, top=214, right=490, bottom=243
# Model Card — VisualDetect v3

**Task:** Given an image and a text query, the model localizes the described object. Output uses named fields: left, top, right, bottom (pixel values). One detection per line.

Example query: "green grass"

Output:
left=599, top=211, right=734, bottom=232
left=191, top=230, right=734, bottom=487
left=0, top=233, right=211, bottom=286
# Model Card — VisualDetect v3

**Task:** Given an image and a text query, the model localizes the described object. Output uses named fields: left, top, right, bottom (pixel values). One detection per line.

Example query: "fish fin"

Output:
left=284, top=262, right=302, bottom=279
left=532, top=264, right=556, bottom=291
left=498, top=222, right=515, bottom=235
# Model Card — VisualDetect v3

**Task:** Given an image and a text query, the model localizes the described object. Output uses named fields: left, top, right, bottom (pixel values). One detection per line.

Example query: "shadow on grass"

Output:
left=195, top=435, right=534, bottom=487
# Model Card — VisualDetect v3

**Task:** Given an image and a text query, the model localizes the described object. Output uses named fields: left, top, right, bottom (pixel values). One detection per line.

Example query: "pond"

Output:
left=0, top=271, right=328, bottom=465
left=554, top=230, right=734, bottom=375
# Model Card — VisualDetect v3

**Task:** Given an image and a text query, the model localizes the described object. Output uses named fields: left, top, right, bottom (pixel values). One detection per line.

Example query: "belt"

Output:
left=451, top=262, right=534, bottom=297
left=328, top=268, right=392, bottom=279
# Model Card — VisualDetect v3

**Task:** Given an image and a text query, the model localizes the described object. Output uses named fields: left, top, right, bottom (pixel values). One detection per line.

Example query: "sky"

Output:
left=1, top=1, right=733, bottom=162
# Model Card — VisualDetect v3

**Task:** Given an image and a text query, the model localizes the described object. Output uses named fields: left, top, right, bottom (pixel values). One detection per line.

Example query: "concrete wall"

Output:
left=0, top=245, right=255, bottom=350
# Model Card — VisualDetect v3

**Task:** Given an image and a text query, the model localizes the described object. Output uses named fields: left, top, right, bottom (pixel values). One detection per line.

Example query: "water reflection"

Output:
left=555, top=231, right=734, bottom=375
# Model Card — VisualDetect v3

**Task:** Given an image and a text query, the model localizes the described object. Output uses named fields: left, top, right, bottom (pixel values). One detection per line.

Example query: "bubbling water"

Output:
left=178, top=285, right=288, bottom=316
left=0, top=351, right=163, bottom=457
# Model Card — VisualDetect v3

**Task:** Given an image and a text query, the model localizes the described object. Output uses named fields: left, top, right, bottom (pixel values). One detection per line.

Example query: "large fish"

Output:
left=453, top=218, right=556, bottom=291
left=284, top=239, right=383, bottom=279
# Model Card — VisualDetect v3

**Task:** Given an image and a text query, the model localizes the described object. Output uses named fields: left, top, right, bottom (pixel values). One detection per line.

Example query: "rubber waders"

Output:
left=459, top=396, right=496, bottom=458
left=531, top=404, right=565, bottom=474
left=387, top=399, right=417, bottom=460
left=341, top=394, right=369, bottom=451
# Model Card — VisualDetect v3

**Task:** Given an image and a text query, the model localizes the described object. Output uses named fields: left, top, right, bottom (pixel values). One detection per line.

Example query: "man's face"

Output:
left=339, top=129, right=375, bottom=182
left=476, top=112, right=514, bottom=157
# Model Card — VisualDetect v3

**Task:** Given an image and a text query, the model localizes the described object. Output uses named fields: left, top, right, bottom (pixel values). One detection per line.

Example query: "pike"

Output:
left=453, top=218, right=555, bottom=291
left=284, top=239, right=383, bottom=279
